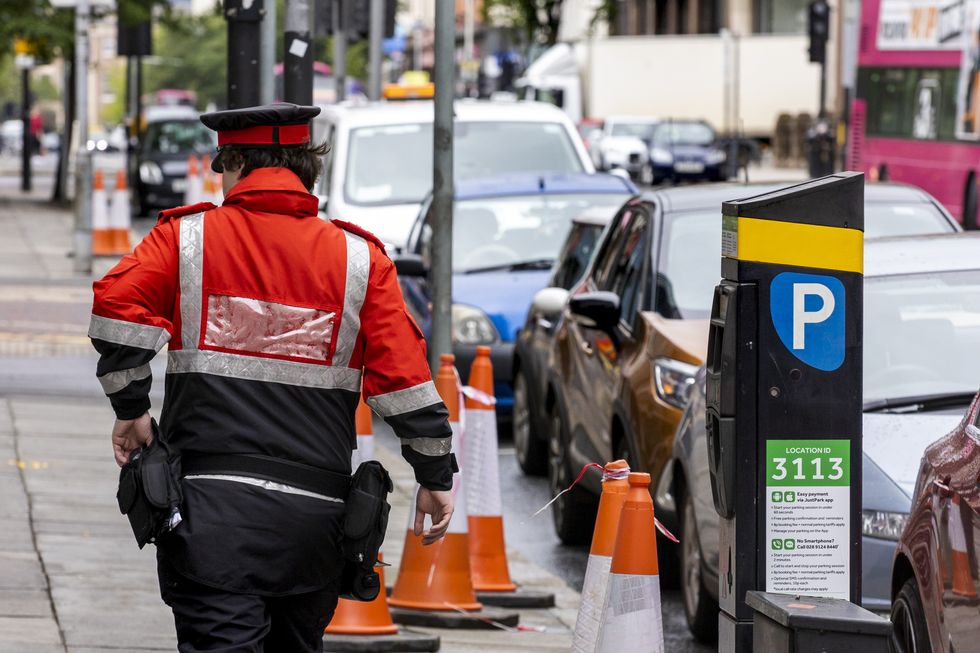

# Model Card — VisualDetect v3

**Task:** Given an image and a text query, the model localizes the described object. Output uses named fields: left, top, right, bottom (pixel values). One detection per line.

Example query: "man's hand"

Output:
left=112, top=413, right=153, bottom=467
left=414, top=486, right=454, bottom=545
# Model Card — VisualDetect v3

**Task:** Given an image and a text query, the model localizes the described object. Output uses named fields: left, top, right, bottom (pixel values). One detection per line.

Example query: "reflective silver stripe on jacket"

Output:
left=88, top=315, right=171, bottom=351
left=406, top=436, right=453, bottom=456
left=184, top=474, right=345, bottom=503
left=367, top=381, right=441, bottom=416
left=167, top=349, right=362, bottom=391
left=179, top=213, right=205, bottom=349
left=98, top=363, right=152, bottom=395
left=332, top=231, right=369, bottom=368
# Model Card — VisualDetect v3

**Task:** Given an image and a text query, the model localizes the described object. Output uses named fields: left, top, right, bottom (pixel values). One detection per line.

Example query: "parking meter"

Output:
left=705, top=173, right=864, bottom=652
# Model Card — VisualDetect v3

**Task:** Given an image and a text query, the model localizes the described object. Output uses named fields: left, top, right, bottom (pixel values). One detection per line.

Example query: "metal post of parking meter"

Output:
left=705, top=173, right=864, bottom=653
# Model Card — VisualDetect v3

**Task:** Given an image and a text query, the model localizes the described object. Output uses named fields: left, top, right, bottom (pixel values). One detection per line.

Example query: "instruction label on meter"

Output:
left=765, top=439, right=850, bottom=600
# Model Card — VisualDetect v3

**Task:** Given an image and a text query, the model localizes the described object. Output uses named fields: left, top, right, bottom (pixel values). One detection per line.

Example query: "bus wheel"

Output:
left=965, top=175, right=979, bottom=230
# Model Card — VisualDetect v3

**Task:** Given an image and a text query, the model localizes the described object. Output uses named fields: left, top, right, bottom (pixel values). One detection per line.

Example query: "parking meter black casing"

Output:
left=706, top=173, right=864, bottom=652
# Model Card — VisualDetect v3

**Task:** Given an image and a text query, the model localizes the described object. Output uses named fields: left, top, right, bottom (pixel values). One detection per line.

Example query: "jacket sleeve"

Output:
left=359, top=252, right=455, bottom=491
left=89, top=223, right=178, bottom=420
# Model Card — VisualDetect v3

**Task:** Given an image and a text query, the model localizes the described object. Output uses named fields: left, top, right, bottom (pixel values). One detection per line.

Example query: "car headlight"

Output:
left=706, top=149, right=727, bottom=165
left=139, top=161, right=164, bottom=186
left=452, top=304, right=499, bottom=345
left=651, top=147, right=673, bottom=165
left=653, top=357, right=699, bottom=408
left=862, top=510, right=909, bottom=541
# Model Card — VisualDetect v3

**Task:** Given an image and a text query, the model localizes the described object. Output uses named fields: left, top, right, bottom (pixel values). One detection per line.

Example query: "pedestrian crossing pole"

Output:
left=73, top=0, right=92, bottom=274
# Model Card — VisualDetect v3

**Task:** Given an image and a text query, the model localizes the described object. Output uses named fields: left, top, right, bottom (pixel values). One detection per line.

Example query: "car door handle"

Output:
left=934, top=478, right=952, bottom=498
left=580, top=340, right=594, bottom=356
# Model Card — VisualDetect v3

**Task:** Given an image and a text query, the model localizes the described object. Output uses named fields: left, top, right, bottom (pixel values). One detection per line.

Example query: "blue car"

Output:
left=396, top=172, right=636, bottom=421
left=647, top=120, right=729, bottom=185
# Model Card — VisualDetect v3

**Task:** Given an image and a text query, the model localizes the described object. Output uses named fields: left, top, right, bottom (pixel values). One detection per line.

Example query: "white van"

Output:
left=314, top=100, right=594, bottom=249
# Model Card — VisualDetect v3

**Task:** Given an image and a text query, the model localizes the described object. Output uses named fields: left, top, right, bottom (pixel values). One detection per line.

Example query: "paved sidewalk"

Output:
left=0, top=192, right=579, bottom=652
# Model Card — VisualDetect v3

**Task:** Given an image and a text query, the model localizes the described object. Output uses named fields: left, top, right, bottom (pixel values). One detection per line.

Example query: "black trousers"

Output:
left=158, top=557, right=340, bottom=653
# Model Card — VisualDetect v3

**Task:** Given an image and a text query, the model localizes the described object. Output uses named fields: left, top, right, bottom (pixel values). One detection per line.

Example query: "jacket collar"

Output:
left=221, top=167, right=319, bottom=217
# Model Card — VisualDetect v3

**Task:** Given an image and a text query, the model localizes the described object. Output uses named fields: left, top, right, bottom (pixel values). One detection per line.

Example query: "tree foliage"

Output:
left=484, top=0, right=563, bottom=47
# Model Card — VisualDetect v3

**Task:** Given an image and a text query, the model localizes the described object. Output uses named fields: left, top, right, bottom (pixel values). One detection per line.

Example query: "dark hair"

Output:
left=220, top=141, right=329, bottom=190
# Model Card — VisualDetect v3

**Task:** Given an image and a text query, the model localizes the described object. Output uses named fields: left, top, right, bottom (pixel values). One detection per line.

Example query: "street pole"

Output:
left=428, top=0, right=454, bottom=372
left=226, top=0, right=264, bottom=109
left=73, top=0, right=92, bottom=274
left=260, top=0, right=277, bottom=104
left=368, top=0, right=384, bottom=100
left=284, top=0, right=314, bottom=105
left=21, top=66, right=32, bottom=193
left=819, top=56, right=828, bottom=119
left=333, top=0, right=347, bottom=102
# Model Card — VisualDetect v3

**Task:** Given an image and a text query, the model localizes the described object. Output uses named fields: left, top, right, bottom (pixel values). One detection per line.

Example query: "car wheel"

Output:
left=513, top=370, right=547, bottom=476
left=681, top=490, right=718, bottom=643
left=548, top=402, right=596, bottom=545
left=891, top=576, right=930, bottom=653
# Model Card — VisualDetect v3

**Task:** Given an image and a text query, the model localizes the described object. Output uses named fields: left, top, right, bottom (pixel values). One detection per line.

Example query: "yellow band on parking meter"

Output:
left=722, top=216, right=863, bottom=274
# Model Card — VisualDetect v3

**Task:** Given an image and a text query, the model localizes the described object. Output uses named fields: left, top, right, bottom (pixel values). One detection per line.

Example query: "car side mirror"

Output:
left=393, top=253, right=427, bottom=277
left=568, top=291, right=620, bottom=332
left=531, top=287, right=569, bottom=319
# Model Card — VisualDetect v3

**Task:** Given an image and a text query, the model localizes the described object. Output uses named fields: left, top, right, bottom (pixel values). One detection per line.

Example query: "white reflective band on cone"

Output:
left=353, top=434, right=374, bottom=469
left=463, top=408, right=502, bottom=517
left=92, top=187, right=108, bottom=229
left=950, top=498, right=968, bottom=553
left=596, top=574, right=664, bottom=653
left=571, top=553, right=613, bottom=653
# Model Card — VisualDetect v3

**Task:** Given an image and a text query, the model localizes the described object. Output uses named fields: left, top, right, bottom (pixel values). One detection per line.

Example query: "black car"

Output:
left=512, top=206, right=618, bottom=474
left=136, top=108, right=215, bottom=215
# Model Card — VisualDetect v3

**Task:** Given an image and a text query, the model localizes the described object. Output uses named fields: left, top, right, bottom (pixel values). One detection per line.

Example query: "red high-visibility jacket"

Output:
left=89, top=168, right=453, bottom=491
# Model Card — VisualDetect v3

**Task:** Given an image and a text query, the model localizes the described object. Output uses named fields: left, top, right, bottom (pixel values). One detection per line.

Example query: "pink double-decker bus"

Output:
left=850, top=0, right=980, bottom=227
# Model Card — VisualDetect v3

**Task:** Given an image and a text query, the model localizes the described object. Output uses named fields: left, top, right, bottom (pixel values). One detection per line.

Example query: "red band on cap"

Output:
left=218, top=123, right=311, bottom=147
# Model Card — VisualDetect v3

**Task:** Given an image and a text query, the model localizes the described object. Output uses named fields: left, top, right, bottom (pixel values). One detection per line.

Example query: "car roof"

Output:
left=318, top=99, right=572, bottom=128
left=145, top=106, right=199, bottom=123
left=606, top=115, right=659, bottom=123
left=454, top=172, right=635, bottom=200
left=645, top=181, right=942, bottom=214
left=865, top=233, right=980, bottom=277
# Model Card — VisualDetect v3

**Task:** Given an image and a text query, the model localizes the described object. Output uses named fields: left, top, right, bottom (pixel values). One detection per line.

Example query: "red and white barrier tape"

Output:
left=442, top=602, right=547, bottom=632
left=530, top=462, right=679, bottom=544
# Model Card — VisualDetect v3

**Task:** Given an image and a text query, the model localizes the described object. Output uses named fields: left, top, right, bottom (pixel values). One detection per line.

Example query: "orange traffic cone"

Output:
left=109, top=169, right=133, bottom=254
left=91, top=169, right=114, bottom=256
left=326, top=399, right=399, bottom=636
left=184, top=154, right=203, bottom=205
left=201, top=155, right=223, bottom=205
left=464, top=346, right=515, bottom=593
left=950, top=494, right=978, bottom=598
left=595, top=472, right=665, bottom=652
left=389, top=354, right=482, bottom=613
left=351, top=397, right=374, bottom=470
left=571, top=459, right=630, bottom=653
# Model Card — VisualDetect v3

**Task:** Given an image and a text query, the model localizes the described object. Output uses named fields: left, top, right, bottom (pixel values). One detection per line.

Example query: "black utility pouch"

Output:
left=339, top=460, right=393, bottom=601
left=116, top=419, right=183, bottom=549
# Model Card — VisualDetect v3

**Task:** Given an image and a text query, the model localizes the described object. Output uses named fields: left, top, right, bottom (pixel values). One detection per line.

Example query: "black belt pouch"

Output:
left=339, top=460, right=393, bottom=601
left=116, top=419, right=183, bottom=549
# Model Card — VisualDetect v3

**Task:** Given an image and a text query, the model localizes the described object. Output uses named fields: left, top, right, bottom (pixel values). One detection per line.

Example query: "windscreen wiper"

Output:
left=863, top=392, right=976, bottom=413
left=464, top=259, right=554, bottom=274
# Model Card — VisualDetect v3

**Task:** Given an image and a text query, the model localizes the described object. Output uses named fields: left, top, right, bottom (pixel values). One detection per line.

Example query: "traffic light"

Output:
left=346, top=0, right=397, bottom=40
left=808, top=0, right=829, bottom=63
left=314, top=0, right=333, bottom=36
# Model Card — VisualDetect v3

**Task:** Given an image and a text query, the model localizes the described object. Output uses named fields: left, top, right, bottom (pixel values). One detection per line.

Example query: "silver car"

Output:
left=657, top=233, right=980, bottom=642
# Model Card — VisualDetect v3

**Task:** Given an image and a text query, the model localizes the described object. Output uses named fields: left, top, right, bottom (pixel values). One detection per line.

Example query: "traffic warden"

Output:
left=88, top=103, right=456, bottom=652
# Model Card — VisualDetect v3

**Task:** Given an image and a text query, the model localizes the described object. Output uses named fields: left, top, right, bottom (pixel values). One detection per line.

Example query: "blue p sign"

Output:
left=770, top=272, right=845, bottom=371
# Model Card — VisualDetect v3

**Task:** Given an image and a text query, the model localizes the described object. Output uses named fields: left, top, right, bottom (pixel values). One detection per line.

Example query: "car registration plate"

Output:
left=172, top=179, right=187, bottom=193
left=674, top=161, right=705, bottom=174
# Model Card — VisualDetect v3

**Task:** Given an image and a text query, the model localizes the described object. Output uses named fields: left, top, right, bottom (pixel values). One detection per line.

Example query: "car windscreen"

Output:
left=420, top=193, right=629, bottom=273
left=864, top=269, right=980, bottom=403
left=655, top=210, right=719, bottom=320
left=864, top=202, right=954, bottom=237
left=652, top=122, right=715, bottom=146
left=145, top=120, right=215, bottom=155
left=609, top=122, right=657, bottom=140
left=344, top=121, right=585, bottom=206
